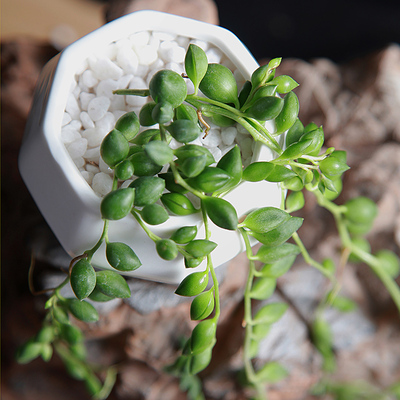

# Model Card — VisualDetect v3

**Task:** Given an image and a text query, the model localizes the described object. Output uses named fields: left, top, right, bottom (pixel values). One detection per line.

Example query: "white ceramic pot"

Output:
left=19, top=10, right=282, bottom=284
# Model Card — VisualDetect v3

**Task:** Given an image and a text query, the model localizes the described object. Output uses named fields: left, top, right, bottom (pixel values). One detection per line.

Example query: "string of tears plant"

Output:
left=17, top=44, right=400, bottom=400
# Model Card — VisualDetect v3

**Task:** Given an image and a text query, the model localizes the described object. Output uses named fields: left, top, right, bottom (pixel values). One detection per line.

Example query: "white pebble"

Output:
left=164, top=62, right=184, bottom=75
left=163, top=43, right=186, bottom=63
left=117, top=74, right=133, bottom=89
left=201, top=129, right=221, bottom=148
left=134, top=64, right=149, bottom=78
left=82, top=127, right=106, bottom=148
left=116, top=47, right=139, bottom=74
left=91, top=57, right=124, bottom=80
left=129, top=31, right=150, bottom=47
left=79, top=92, right=95, bottom=111
left=62, top=112, right=72, bottom=127
left=69, top=119, right=82, bottom=130
left=80, top=111, right=95, bottom=129
left=209, top=147, right=222, bottom=162
left=221, top=126, right=237, bottom=145
left=95, top=112, right=115, bottom=132
left=67, top=138, right=88, bottom=158
left=86, top=163, right=100, bottom=173
left=176, top=36, right=190, bottom=48
left=113, top=110, right=127, bottom=120
left=72, top=84, right=81, bottom=99
left=82, top=69, right=99, bottom=88
left=92, top=172, right=113, bottom=196
left=61, top=125, right=81, bottom=144
left=87, top=96, right=111, bottom=121
left=152, top=31, right=176, bottom=41
left=73, top=157, right=85, bottom=169
left=96, top=78, right=119, bottom=98
left=189, top=39, right=209, bottom=51
left=240, top=137, right=253, bottom=159
left=84, top=146, right=101, bottom=162
left=65, top=93, right=81, bottom=120
left=99, top=157, right=113, bottom=174
left=81, top=170, right=94, bottom=185
left=110, top=95, right=126, bottom=112
left=135, top=45, right=158, bottom=66
left=149, top=58, right=164, bottom=70
left=206, top=48, right=223, bottom=64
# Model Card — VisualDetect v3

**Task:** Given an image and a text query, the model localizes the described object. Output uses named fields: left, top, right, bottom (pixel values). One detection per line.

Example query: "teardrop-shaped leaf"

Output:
left=161, top=193, right=198, bottom=215
left=202, top=197, right=238, bottom=231
left=285, top=191, right=305, bottom=213
left=274, top=91, right=299, bottom=134
left=269, top=75, right=299, bottom=94
left=130, top=151, right=162, bottom=176
left=259, top=255, right=296, bottom=278
left=100, top=129, right=130, bottom=168
left=174, top=103, right=198, bottom=123
left=255, top=362, right=288, bottom=383
left=170, top=225, right=198, bottom=244
left=187, top=167, right=231, bottom=193
left=275, top=139, right=313, bottom=161
left=265, top=165, right=297, bottom=182
left=215, top=145, right=243, bottom=192
left=249, top=216, right=303, bottom=247
left=106, top=242, right=141, bottom=271
left=70, top=259, right=96, bottom=300
left=185, top=239, right=217, bottom=258
left=100, top=188, right=135, bottom=220
left=180, top=155, right=207, bottom=178
left=243, top=161, right=274, bottom=182
left=88, top=286, right=116, bottom=302
left=285, top=118, right=304, bottom=147
left=144, top=140, right=174, bottom=166
left=299, top=127, right=325, bottom=156
left=95, top=270, right=131, bottom=299
left=190, top=347, right=213, bottom=374
left=241, top=207, right=291, bottom=233
left=130, top=176, right=165, bottom=207
left=253, top=302, right=288, bottom=324
left=255, top=243, right=300, bottom=263
left=174, top=144, right=215, bottom=166
left=156, top=239, right=178, bottom=260
left=252, top=323, right=271, bottom=340
left=166, top=119, right=201, bottom=143
left=175, top=271, right=209, bottom=297
left=190, top=319, right=217, bottom=354
left=141, top=203, right=169, bottom=225
left=250, top=277, right=276, bottom=300
left=245, top=96, right=284, bottom=121
left=67, top=299, right=99, bottom=323
left=115, top=111, right=140, bottom=141
left=190, top=290, right=215, bottom=320
left=16, top=339, right=44, bottom=364
left=185, top=44, right=208, bottom=93
left=59, top=323, right=83, bottom=345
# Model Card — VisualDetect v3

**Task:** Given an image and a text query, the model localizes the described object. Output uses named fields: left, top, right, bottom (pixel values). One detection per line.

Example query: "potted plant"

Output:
left=17, top=10, right=400, bottom=400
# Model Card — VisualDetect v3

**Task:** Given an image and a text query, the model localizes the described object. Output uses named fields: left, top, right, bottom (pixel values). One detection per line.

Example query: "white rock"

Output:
left=152, top=31, right=176, bottom=41
left=62, top=112, right=72, bottom=127
left=81, top=170, right=94, bottom=185
left=92, top=172, right=113, bottom=196
left=135, top=45, right=158, bottom=66
left=87, top=96, right=111, bottom=121
left=126, top=77, right=148, bottom=107
left=65, top=93, right=81, bottom=120
left=110, top=95, right=126, bottom=112
left=99, top=157, right=113, bottom=174
left=61, top=125, right=81, bottom=144
left=91, top=57, right=124, bottom=80
left=69, top=119, right=82, bottom=130
left=80, top=111, right=95, bottom=129
left=83, top=146, right=101, bottom=162
left=95, top=112, right=115, bottom=132
left=117, top=74, right=133, bottom=89
left=116, top=47, right=139, bottom=74
left=189, top=39, right=209, bottom=52
left=135, top=64, right=149, bottom=78
left=73, top=157, right=85, bottom=169
left=82, top=127, right=106, bottom=148
left=113, top=110, right=127, bottom=121
left=206, top=47, right=223, bottom=64
left=81, top=69, right=99, bottom=88
left=67, top=138, right=88, bottom=159
left=79, top=92, right=95, bottom=111
left=86, top=163, right=100, bottom=174
left=164, top=62, right=184, bottom=75
left=201, top=129, right=221, bottom=148
left=129, top=31, right=150, bottom=47
left=240, top=137, right=253, bottom=159
left=96, top=78, right=119, bottom=98
left=221, top=126, right=237, bottom=145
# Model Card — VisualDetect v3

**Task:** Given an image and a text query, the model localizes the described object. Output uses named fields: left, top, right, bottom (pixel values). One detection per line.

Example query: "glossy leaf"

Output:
left=245, top=96, right=284, bottom=121
left=202, top=196, right=238, bottom=230
left=130, top=151, right=162, bottom=176
left=215, top=145, right=243, bottom=192
left=129, top=176, right=165, bottom=207
left=344, top=196, right=378, bottom=225
left=299, top=127, right=325, bottom=156
left=141, top=203, right=169, bottom=225
left=106, top=242, right=141, bottom=271
left=259, top=255, right=296, bottom=278
left=115, top=111, right=140, bottom=141
left=95, top=270, right=131, bottom=299
left=190, top=347, right=213, bottom=374
left=156, top=239, right=178, bottom=260
left=187, top=167, right=231, bottom=193
left=70, top=259, right=96, bottom=300
left=190, top=290, right=215, bottom=320
left=243, top=161, right=274, bottom=182
left=180, top=155, right=207, bottom=178
left=175, top=271, right=209, bottom=297
left=185, top=44, right=208, bottom=93
left=170, top=225, right=198, bottom=244
left=255, top=243, right=300, bottom=263
left=250, top=58, right=281, bottom=88
left=250, top=277, right=276, bottom=300
left=130, top=128, right=160, bottom=145
left=319, top=156, right=350, bottom=177
left=265, top=164, right=297, bottom=182
left=185, top=239, right=217, bottom=258
left=241, top=207, right=291, bottom=233
left=88, top=286, right=116, bottom=302
left=285, top=191, right=305, bottom=213
left=285, top=118, right=304, bottom=147
left=274, top=91, right=299, bottom=134
left=174, top=103, right=198, bottom=123
left=275, top=139, right=313, bottom=161
left=166, top=119, right=201, bottom=143
left=67, top=298, right=99, bottom=323
left=190, top=319, right=217, bottom=354
left=59, top=323, right=83, bottom=345
left=151, top=101, right=174, bottom=124
left=161, top=193, right=198, bottom=215
left=100, top=188, right=135, bottom=220
left=253, top=302, right=288, bottom=324
left=174, top=144, right=215, bottom=166
left=139, top=101, right=157, bottom=126
left=100, top=129, right=130, bottom=167
left=144, top=140, right=174, bottom=166
left=269, top=75, right=299, bottom=94
left=114, top=159, right=134, bottom=181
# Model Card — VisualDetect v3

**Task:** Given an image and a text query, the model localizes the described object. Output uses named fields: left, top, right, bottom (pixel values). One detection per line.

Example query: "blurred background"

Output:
left=2, top=1, right=400, bottom=399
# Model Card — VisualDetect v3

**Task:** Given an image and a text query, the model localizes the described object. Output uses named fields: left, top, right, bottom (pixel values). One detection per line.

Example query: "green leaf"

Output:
left=100, top=188, right=135, bottom=220
left=299, top=126, right=325, bottom=156
left=36, top=325, right=55, bottom=343
left=248, top=216, right=303, bottom=247
left=67, top=299, right=99, bottom=323
left=190, top=319, right=217, bottom=354
left=265, top=164, right=297, bottom=182
left=59, top=323, right=83, bottom=345
left=190, top=290, right=215, bottom=321
left=144, top=140, right=174, bottom=166
left=129, top=151, right=162, bottom=176
left=255, top=362, right=288, bottom=383
left=250, top=58, right=281, bottom=88
left=70, top=259, right=96, bottom=300
left=269, top=75, right=299, bottom=94
left=96, top=270, right=131, bottom=299
left=344, top=196, right=378, bottom=225
left=329, top=295, right=357, bottom=313
left=170, top=225, right=198, bottom=244
left=185, top=44, right=208, bottom=93
left=114, top=111, right=140, bottom=141
left=100, top=129, right=130, bottom=168
left=141, top=203, right=169, bottom=225
left=250, top=277, right=276, bottom=300
left=130, top=176, right=165, bottom=207
left=259, top=255, right=296, bottom=278
left=151, top=101, right=174, bottom=124
left=274, top=91, right=299, bottom=134
left=255, top=243, right=300, bottom=263
left=174, top=103, right=198, bottom=123
left=16, top=339, right=44, bottom=364
left=215, top=145, right=242, bottom=192
left=252, top=323, right=271, bottom=340
left=114, top=159, right=134, bottom=180
left=106, top=242, right=142, bottom=271
left=253, top=302, right=288, bottom=324
left=156, top=239, right=178, bottom=260
left=243, top=161, right=274, bottom=182
left=190, top=347, right=213, bottom=375
left=180, top=155, right=208, bottom=178
left=187, top=166, right=231, bottom=193
left=202, top=196, right=238, bottom=230
left=166, top=119, right=201, bottom=143
left=275, top=139, right=313, bottom=161
left=88, top=286, right=116, bottom=302
left=285, top=191, right=305, bottom=213
left=185, top=239, right=217, bottom=258
left=285, top=118, right=304, bottom=147
left=161, top=193, right=198, bottom=215
left=174, top=144, right=215, bottom=166
left=175, top=271, right=209, bottom=297
left=374, top=249, right=400, bottom=278
left=241, top=207, right=291, bottom=233
left=245, top=96, right=284, bottom=121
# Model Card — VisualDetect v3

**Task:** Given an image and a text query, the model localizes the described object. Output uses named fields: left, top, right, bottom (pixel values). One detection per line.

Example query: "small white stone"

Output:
left=91, top=57, right=124, bottom=80
left=134, top=64, right=149, bottom=78
left=73, top=156, right=85, bottom=169
left=164, top=44, right=186, bottom=63
left=120, top=179, right=134, bottom=188
left=80, top=111, right=95, bottom=129
left=164, top=62, right=184, bottom=75
left=240, top=137, right=253, bottom=159
left=135, top=45, right=158, bottom=66
left=152, top=31, right=176, bottom=41
left=201, top=129, right=221, bottom=148
left=110, top=95, right=126, bottom=112
left=95, top=78, right=119, bottom=98
left=221, top=126, right=237, bottom=145
left=99, top=157, right=113, bottom=174
left=206, top=47, right=223, bottom=64
left=86, top=163, right=100, bottom=173
left=65, top=93, right=81, bottom=120
left=72, top=84, right=81, bottom=99
left=176, top=36, right=190, bottom=48
left=113, top=110, right=127, bottom=120
left=96, top=112, right=115, bottom=132
left=79, top=92, right=95, bottom=111
left=116, top=47, right=139, bottom=74
left=62, top=112, right=72, bottom=127
left=81, top=170, right=94, bottom=185
left=82, top=127, right=105, bottom=148
left=92, top=172, right=113, bottom=196
left=87, top=96, right=111, bottom=121
left=209, top=147, right=222, bottom=162
left=189, top=39, right=209, bottom=52
left=67, top=138, right=88, bottom=158
left=149, top=57, right=164, bottom=70
left=61, top=125, right=81, bottom=144
left=117, top=74, right=133, bottom=89
left=126, top=77, right=148, bottom=107
left=84, top=146, right=101, bottom=162
left=82, top=69, right=99, bottom=88
left=129, top=31, right=150, bottom=47
left=75, top=59, right=88, bottom=75
left=69, top=119, right=82, bottom=130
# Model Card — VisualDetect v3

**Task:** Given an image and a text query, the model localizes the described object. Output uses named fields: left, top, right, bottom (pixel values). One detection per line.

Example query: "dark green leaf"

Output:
left=285, top=118, right=304, bottom=147
left=144, top=140, right=174, bottom=166
left=67, top=298, right=99, bottom=322
left=185, top=44, right=208, bottom=93
left=141, top=203, right=169, bottom=225
left=166, top=119, right=201, bottom=143
left=215, top=145, right=242, bottom=192
left=240, top=207, right=291, bottom=233
left=175, top=271, right=209, bottom=297
left=190, top=290, right=215, bottom=320
left=156, top=239, right=178, bottom=260
left=255, top=243, right=300, bottom=263
left=100, top=129, right=130, bottom=167
left=190, top=319, right=217, bottom=354
left=96, top=270, right=131, bottom=299
left=187, top=166, right=231, bottom=193
left=129, top=176, right=165, bottom=207
left=115, top=111, right=140, bottom=141
left=161, top=193, right=198, bottom=215
left=202, top=196, right=238, bottom=230
left=170, top=225, right=198, bottom=244
left=243, top=161, right=274, bottom=182
left=245, top=96, right=284, bottom=121
left=185, top=240, right=217, bottom=258
left=106, top=242, right=141, bottom=271
left=100, top=188, right=135, bottom=220
left=70, top=259, right=96, bottom=300
left=274, top=91, right=299, bottom=134
left=265, top=164, right=297, bottom=182
left=59, top=323, right=83, bottom=345
left=269, top=75, right=299, bottom=94
left=253, top=302, right=288, bottom=324
left=129, top=151, right=162, bottom=176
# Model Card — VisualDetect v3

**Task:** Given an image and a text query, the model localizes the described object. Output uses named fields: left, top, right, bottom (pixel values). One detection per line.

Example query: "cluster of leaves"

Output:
left=18, top=43, right=400, bottom=400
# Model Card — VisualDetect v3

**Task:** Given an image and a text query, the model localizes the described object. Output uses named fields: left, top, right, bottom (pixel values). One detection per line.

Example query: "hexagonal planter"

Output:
left=18, top=10, right=282, bottom=284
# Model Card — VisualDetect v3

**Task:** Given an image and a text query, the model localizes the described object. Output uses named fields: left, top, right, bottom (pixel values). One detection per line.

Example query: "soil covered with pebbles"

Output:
left=62, top=31, right=254, bottom=197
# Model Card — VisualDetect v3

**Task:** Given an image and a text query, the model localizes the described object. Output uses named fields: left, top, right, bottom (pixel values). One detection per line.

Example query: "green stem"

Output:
left=85, top=220, right=109, bottom=260
left=169, top=161, right=206, bottom=200
left=186, top=94, right=242, bottom=117
left=130, top=209, right=160, bottom=242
